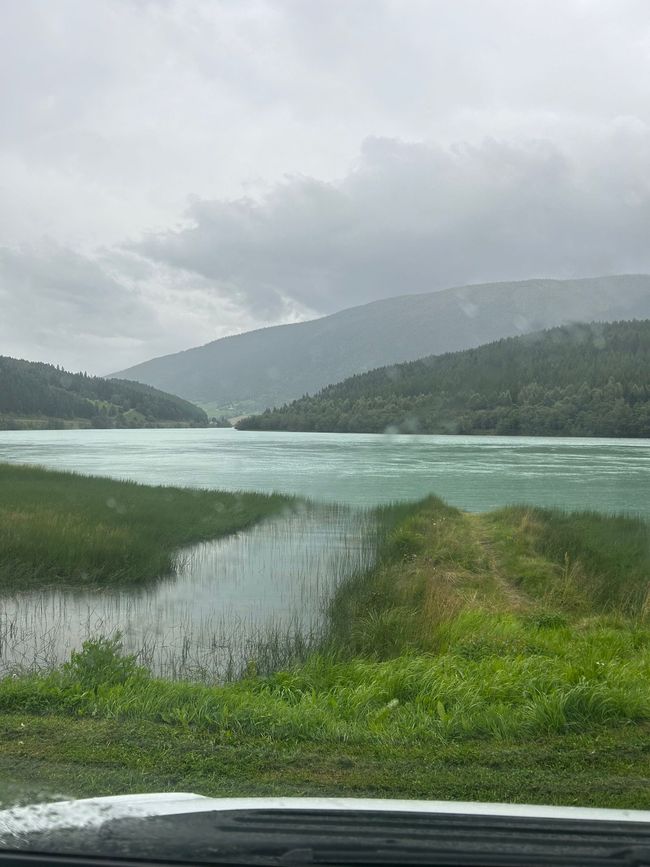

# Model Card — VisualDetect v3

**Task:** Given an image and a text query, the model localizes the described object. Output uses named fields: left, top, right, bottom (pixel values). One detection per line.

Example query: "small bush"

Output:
left=61, top=634, right=147, bottom=692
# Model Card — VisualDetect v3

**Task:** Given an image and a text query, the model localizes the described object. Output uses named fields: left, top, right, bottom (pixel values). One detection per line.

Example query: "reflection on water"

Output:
left=0, top=505, right=376, bottom=681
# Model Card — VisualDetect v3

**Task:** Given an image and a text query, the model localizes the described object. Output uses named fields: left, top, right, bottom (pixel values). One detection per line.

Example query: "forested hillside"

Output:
left=113, top=275, right=650, bottom=416
left=0, top=357, right=208, bottom=430
left=237, top=320, right=650, bottom=438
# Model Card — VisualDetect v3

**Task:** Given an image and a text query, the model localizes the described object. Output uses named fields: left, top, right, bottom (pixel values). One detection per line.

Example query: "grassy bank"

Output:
left=2, top=622, right=650, bottom=745
left=326, top=498, right=650, bottom=657
left=3, top=616, right=650, bottom=808
left=2, top=489, right=650, bottom=808
left=0, top=416, right=96, bottom=431
left=0, top=463, right=291, bottom=587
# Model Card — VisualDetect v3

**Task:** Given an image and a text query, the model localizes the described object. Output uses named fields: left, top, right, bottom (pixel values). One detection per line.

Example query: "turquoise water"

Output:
left=0, top=427, right=648, bottom=514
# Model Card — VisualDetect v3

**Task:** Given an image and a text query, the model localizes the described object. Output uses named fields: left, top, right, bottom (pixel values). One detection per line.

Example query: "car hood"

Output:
left=2, top=793, right=650, bottom=838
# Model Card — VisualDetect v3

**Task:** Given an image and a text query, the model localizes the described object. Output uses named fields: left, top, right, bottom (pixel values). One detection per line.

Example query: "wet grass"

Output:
left=3, top=715, right=650, bottom=810
left=2, top=484, right=650, bottom=807
left=3, top=611, right=650, bottom=809
left=0, top=463, right=291, bottom=588
left=324, top=499, right=650, bottom=659
left=485, top=506, right=650, bottom=615
left=2, top=623, right=650, bottom=744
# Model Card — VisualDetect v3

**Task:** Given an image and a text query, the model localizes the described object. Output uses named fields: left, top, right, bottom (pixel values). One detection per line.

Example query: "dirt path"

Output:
left=465, top=513, right=532, bottom=613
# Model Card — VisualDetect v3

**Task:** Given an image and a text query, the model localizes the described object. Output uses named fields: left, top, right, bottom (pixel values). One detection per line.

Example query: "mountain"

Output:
left=111, top=275, right=650, bottom=417
left=236, top=319, right=650, bottom=438
left=0, top=356, right=208, bottom=430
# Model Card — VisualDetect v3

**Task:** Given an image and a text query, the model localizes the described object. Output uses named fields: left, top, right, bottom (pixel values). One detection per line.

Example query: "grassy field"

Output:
left=0, top=463, right=291, bottom=588
left=3, top=716, right=650, bottom=809
left=1, top=477, right=650, bottom=808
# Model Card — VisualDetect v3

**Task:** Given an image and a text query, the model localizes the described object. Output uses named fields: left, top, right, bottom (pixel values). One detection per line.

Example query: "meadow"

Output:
left=1, top=466, right=650, bottom=808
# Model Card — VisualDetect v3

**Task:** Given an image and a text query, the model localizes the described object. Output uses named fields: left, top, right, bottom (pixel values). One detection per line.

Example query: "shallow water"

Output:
left=0, top=504, right=376, bottom=680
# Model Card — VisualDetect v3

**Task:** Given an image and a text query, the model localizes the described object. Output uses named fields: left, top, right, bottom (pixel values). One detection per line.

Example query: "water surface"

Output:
left=1, top=427, right=648, bottom=514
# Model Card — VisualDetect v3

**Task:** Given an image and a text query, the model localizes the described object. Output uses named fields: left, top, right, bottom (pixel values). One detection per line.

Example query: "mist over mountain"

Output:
left=111, top=275, right=650, bottom=417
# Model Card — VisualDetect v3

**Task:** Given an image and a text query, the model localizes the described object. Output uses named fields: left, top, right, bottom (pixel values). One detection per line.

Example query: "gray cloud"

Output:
left=135, top=131, right=650, bottom=315
left=2, top=0, right=650, bottom=369
left=0, top=243, right=152, bottom=372
left=0, top=243, right=265, bottom=373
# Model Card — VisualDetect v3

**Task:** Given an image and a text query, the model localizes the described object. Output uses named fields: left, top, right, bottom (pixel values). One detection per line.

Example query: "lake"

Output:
left=0, top=427, right=648, bottom=513
left=0, top=429, right=648, bottom=679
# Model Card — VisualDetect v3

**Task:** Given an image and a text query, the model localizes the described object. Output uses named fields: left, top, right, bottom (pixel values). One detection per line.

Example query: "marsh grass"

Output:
left=2, top=473, right=650, bottom=792
left=324, top=496, right=498, bottom=658
left=0, top=605, right=323, bottom=683
left=0, top=497, right=380, bottom=680
left=0, top=463, right=291, bottom=588
left=484, top=506, right=650, bottom=615
left=3, top=617, right=650, bottom=746
left=325, top=497, right=650, bottom=662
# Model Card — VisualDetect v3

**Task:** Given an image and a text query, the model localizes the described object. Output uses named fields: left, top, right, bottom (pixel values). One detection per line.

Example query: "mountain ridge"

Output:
left=111, top=274, right=650, bottom=416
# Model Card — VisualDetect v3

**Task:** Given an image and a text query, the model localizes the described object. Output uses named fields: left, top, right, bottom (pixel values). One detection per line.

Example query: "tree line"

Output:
left=237, top=320, right=650, bottom=438
left=0, top=357, right=208, bottom=428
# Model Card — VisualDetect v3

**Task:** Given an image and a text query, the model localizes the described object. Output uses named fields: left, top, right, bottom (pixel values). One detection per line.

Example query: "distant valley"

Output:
left=112, top=275, right=650, bottom=417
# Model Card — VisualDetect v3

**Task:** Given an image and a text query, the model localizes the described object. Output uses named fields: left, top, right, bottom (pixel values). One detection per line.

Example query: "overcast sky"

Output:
left=2, top=0, right=650, bottom=373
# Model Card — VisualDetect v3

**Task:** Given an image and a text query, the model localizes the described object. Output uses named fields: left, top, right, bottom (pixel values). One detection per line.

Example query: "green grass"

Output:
left=485, top=506, right=650, bottom=615
left=3, top=620, right=650, bottom=808
left=325, top=498, right=504, bottom=658
left=0, top=642, right=643, bottom=739
left=0, top=463, right=291, bottom=587
left=3, top=715, right=650, bottom=809
left=325, top=499, right=650, bottom=659
left=2, top=482, right=650, bottom=808
left=3, top=618, right=650, bottom=746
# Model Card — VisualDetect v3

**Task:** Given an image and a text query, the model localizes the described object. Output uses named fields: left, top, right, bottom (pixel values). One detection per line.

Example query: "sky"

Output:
left=2, top=0, right=650, bottom=374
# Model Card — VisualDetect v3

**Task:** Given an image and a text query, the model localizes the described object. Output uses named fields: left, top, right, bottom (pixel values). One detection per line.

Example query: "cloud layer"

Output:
left=136, top=131, right=650, bottom=316
left=1, top=1, right=650, bottom=372
left=0, top=244, right=264, bottom=373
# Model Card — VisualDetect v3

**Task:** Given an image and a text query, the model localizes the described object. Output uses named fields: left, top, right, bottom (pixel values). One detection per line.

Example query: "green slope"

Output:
left=0, top=356, right=208, bottom=430
left=237, top=319, right=650, bottom=437
left=111, top=275, right=650, bottom=416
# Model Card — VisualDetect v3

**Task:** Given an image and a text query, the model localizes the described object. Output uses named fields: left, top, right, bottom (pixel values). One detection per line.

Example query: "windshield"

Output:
left=1, top=0, right=650, bottom=860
